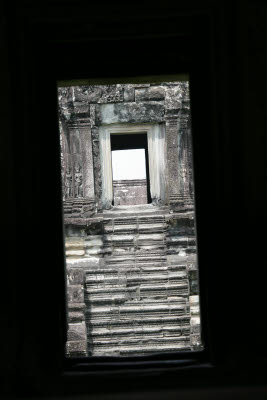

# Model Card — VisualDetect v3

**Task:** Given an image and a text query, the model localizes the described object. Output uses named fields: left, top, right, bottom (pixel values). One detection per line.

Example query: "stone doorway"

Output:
left=111, top=133, right=152, bottom=206
left=99, top=123, right=167, bottom=209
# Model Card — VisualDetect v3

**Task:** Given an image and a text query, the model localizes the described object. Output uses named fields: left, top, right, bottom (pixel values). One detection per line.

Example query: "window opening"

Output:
left=111, top=133, right=151, bottom=206
left=57, top=79, right=203, bottom=358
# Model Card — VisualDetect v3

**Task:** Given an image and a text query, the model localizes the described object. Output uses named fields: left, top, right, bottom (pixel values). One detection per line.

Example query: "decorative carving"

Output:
left=102, top=91, right=123, bottom=103
left=65, top=167, right=73, bottom=198
left=74, top=163, right=83, bottom=198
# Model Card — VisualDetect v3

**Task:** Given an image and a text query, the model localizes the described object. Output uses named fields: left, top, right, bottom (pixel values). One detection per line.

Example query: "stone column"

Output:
left=165, top=83, right=194, bottom=210
left=177, top=87, right=194, bottom=207
left=76, top=120, right=95, bottom=201
left=166, top=117, right=180, bottom=206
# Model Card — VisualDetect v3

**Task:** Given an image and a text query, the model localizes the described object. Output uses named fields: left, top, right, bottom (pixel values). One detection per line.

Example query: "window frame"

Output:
left=99, top=123, right=167, bottom=209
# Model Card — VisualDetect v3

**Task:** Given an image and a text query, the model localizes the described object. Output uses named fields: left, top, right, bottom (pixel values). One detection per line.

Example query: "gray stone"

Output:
left=99, top=102, right=165, bottom=124
left=58, top=81, right=201, bottom=357
left=67, top=322, right=87, bottom=341
left=67, top=285, right=84, bottom=303
left=73, top=102, right=89, bottom=114
left=66, top=340, right=87, bottom=355
left=135, top=87, right=165, bottom=102
left=165, top=86, right=183, bottom=109
left=124, top=87, right=135, bottom=102
left=67, top=268, right=84, bottom=285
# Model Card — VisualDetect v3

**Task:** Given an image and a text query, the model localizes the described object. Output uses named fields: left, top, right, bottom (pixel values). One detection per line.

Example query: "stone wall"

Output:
left=113, top=179, right=147, bottom=205
left=58, top=82, right=202, bottom=357
left=58, top=82, right=194, bottom=212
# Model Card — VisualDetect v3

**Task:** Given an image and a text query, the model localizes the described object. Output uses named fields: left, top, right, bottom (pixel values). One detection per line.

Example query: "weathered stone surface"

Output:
left=113, top=179, right=147, bottom=206
left=67, top=268, right=84, bottom=285
left=67, top=285, right=84, bottom=303
left=67, top=322, right=87, bottom=341
left=68, top=311, right=85, bottom=322
left=99, top=102, right=165, bottom=124
left=65, top=238, right=85, bottom=254
left=188, top=270, right=199, bottom=295
left=135, top=87, right=165, bottom=102
left=66, top=340, right=87, bottom=355
left=165, top=86, right=183, bottom=109
left=73, top=102, right=90, bottom=114
left=123, top=86, right=135, bottom=102
left=74, top=86, right=102, bottom=103
left=58, top=81, right=200, bottom=356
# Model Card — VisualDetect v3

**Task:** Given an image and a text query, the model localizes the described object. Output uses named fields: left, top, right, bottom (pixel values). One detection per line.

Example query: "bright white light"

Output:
left=112, top=149, right=146, bottom=180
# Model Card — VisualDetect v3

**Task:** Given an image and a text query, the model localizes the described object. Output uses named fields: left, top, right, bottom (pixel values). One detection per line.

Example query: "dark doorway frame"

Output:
left=111, top=133, right=152, bottom=204
left=12, top=3, right=267, bottom=398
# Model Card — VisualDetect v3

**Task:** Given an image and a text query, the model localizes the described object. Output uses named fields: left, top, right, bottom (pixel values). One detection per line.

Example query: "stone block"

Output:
left=67, top=285, right=84, bottom=303
left=190, top=334, right=202, bottom=349
left=65, top=237, right=84, bottom=248
left=66, top=258, right=100, bottom=268
left=190, top=305, right=200, bottom=316
left=68, top=311, right=85, bottom=322
left=189, top=295, right=199, bottom=306
left=68, top=302, right=85, bottom=312
left=66, top=340, right=87, bottom=355
left=67, top=268, right=84, bottom=285
left=99, top=102, right=165, bottom=124
left=67, top=321, right=87, bottom=341
left=73, top=102, right=89, bottom=114
left=135, top=87, right=165, bottom=102
left=133, top=84, right=150, bottom=87
left=66, top=249, right=85, bottom=257
left=65, top=237, right=85, bottom=257
left=188, top=271, right=199, bottom=295
left=124, top=87, right=135, bottom=102
left=86, top=86, right=103, bottom=103
left=85, top=236, right=103, bottom=247
left=165, top=86, right=183, bottom=109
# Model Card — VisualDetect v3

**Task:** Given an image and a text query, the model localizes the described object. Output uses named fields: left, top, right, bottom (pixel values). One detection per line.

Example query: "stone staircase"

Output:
left=84, top=208, right=191, bottom=356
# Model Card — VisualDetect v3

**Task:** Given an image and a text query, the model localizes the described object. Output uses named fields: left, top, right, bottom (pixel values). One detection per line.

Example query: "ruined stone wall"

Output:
left=113, top=179, right=147, bottom=205
left=58, top=82, right=202, bottom=357
left=58, top=82, right=194, bottom=212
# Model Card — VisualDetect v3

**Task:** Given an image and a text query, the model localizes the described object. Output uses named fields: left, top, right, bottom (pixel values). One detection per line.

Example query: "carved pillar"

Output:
left=59, top=105, right=96, bottom=219
left=75, top=120, right=95, bottom=201
left=165, top=83, right=194, bottom=210
left=166, top=117, right=180, bottom=206
left=65, top=119, right=95, bottom=216
left=177, top=84, right=194, bottom=207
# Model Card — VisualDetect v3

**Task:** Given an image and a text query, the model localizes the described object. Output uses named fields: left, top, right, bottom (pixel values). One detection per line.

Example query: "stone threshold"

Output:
left=103, top=204, right=170, bottom=217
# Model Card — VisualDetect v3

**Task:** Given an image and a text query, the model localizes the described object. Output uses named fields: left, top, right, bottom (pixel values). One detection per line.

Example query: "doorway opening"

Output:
left=111, top=133, right=152, bottom=206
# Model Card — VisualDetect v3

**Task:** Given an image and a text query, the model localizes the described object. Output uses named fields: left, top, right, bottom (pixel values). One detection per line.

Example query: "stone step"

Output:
left=104, top=223, right=167, bottom=234
left=86, top=315, right=191, bottom=328
left=84, top=286, right=189, bottom=303
left=103, top=233, right=166, bottom=242
left=166, top=236, right=196, bottom=246
left=85, top=282, right=188, bottom=294
left=85, top=264, right=187, bottom=274
left=86, top=302, right=190, bottom=319
left=89, top=335, right=190, bottom=347
left=104, top=252, right=167, bottom=261
left=85, top=270, right=187, bottom=285
left=88, top=324, right=190, bottom=338
left=90, top=343, right=191, bottom=356
left=88, top=337, right=191, bottom=356
left=103, top=205, right=170, bottom=218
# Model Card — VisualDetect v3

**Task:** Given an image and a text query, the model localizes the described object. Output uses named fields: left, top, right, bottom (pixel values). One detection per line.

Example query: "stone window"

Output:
left=58, top=81, right=202, bottom=357
left=99, top=124, right=166, bottom=209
